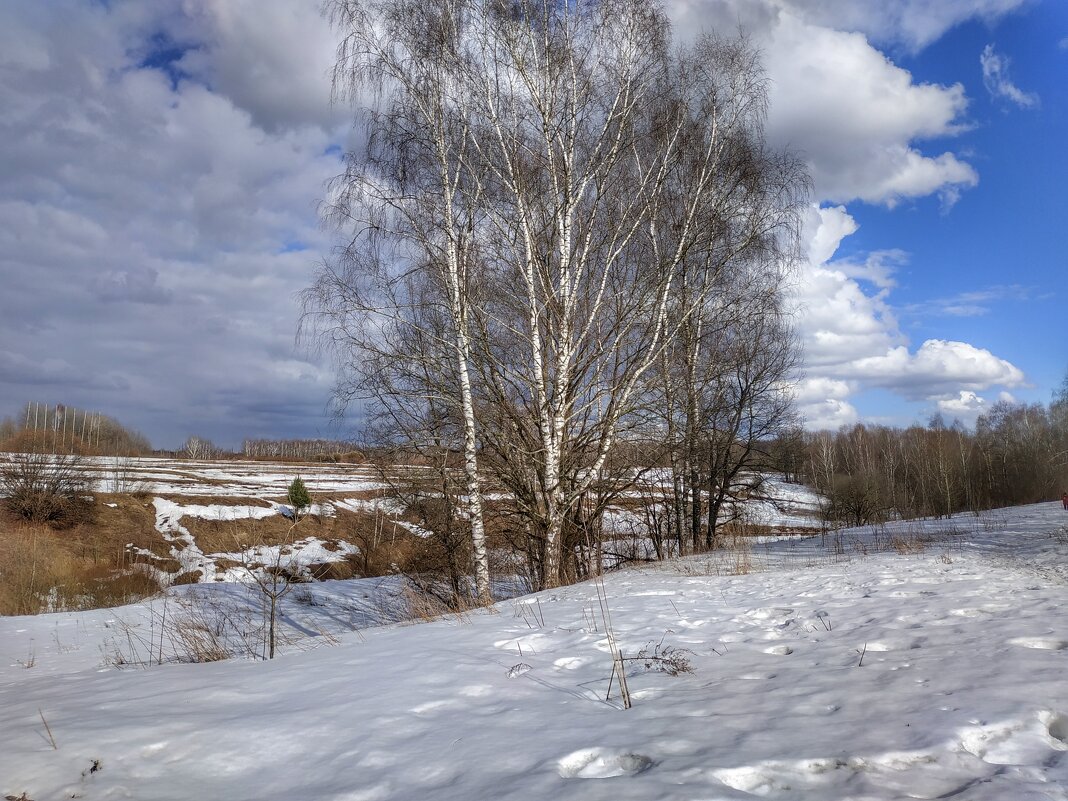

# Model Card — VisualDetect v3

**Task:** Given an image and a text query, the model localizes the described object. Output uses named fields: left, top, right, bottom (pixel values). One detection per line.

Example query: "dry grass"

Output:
left=0, top=497, right=168, bottom=615
left=715, top=533, right=762, bottom=575
left=398, top=578, right=475, bottom=623
left=183, top=513, right=305, bottom=555
left=0, top=523, right=163, bottom=615
left=102, top=592, right=261, bottom=666
left=888, top=532, right=929, bottom=554
left=0, top=493, right=435, bottom=616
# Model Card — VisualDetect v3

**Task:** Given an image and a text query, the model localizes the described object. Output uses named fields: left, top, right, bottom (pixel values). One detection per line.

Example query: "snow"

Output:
left=739, top=474, right=825, bottom=529
left=0, top=454, right=390, bottom=498
left=153, top=498, right=282, bottom=523
left=3, top=503, right=1068, bottom=800
left=334, top=496, right=407, bottom=515
left=142, top=498, right=356, bottom=584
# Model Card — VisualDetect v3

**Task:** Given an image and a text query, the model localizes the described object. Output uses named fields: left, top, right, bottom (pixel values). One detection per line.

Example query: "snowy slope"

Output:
left=3, top=504, right=1068, bottom=800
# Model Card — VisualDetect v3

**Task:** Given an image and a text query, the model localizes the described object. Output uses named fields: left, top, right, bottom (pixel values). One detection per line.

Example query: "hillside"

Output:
left=3, top=503, right=1068, bottom=799
left=0, top=455, right=827, bottom=613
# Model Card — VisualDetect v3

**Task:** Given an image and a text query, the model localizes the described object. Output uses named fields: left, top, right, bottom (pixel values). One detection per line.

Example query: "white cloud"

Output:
left=850, top=339, right=1025, bottom=398
left=775, top=0, right=1028, bottom=51
left=980, top=44, right=1039, bottom=109
left=794, top=207, right=903, bottom=369
left=176, top=0, right=348, bottom=133
left=937, top=390, right=986, bottom=422
left=832, top=249, right=907, bottom=290
left=667, top=3, right=980, bottom=206
left=793, top=377, right=858, bottom=431
left=804, top=205, right=858, bottom=265
left=791, top=207, right=1027, bottom=429
left=794, top=377, right=853, bottom=405
left=800, top=398, right=860, bottom=431
left=0, top=1, right=341, bottom=446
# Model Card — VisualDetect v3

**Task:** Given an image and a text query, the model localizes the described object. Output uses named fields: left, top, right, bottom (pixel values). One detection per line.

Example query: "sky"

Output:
left=0, top=1, right=1065, bottom=449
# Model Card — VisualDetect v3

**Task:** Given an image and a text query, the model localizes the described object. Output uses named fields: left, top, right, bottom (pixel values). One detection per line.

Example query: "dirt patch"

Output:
left=183, top=513, right=332, bottom=555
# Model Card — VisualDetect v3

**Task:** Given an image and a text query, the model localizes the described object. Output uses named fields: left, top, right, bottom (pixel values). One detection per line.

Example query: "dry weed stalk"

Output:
left=38, top=708, right=57, bottom=750
left=589, top=567, right=630, bottom=708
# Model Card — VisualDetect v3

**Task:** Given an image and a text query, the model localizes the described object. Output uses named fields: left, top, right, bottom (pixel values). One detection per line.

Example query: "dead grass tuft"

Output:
left=170, top=571, right=203, bottom=586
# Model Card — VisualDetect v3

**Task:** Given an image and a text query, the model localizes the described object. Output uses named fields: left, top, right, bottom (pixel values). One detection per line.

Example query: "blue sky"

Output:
left=0, top=0, right=1064, bottom=447
left=836, top=3, right=1068, bottom=423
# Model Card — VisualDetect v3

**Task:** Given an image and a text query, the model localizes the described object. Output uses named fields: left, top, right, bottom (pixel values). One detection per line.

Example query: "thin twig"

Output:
left=39, top=708, right=57, bottom=750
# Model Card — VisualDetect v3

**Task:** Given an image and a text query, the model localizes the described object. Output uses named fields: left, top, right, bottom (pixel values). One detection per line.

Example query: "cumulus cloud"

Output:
left=794, top=207, right=904, bottom=370
left=0, top=1, right=341, bottom=446
left=764, top=13, right=977, bottom=206
left=936, top=390, right=987, bottom=422
left=792, top=377, right=859, bottom=430
left=980, top=44, right=1039, bottom=108
left=775, top=0, right=1028, bottom=51
left=849, top=340, right=1025, bottom=398
left=175, top=0, right=348, bottom=133
left=791, top=206, right=1027, bottom=429
left=667, top=2, right=980, bottom=207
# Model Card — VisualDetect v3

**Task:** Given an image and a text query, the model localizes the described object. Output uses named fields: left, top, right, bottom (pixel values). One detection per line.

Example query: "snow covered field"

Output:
left=3, top=503, right=1068, bottom=800
left=0, top=454, right=389, bottom=498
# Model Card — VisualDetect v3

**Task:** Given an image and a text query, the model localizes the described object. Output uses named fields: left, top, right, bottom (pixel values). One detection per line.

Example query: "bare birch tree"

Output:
left=308, top=0, right=809, bottom=591
left=309, top=0, right=493, bottom=602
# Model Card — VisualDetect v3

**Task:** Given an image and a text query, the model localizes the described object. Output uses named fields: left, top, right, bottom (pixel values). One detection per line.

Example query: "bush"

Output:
left=0, top=453, right=93, bottom=526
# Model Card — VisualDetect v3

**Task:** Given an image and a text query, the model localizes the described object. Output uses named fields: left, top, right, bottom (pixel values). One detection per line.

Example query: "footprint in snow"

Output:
left=960, top=713, right=1068, bottom=766
left=557, top=748, right=654, bottom=779
left=553, top=656, right=588, bottom=670
left=1008, top=637, right=1068, bottom=651
left=1044, top=712, right=1068, bottom=746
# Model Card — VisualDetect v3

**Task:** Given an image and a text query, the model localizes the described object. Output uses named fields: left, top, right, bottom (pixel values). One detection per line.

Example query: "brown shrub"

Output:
left=0, top=452, right=94, bottom=527
left=306, top=560, right=360, bottom=581
left=0, top=491, right=169, bottom=614
left=171, top=571, right=203, bottom=586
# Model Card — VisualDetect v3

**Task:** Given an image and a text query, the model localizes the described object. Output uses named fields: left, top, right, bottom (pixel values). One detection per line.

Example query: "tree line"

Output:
left=241, top=438, right=364, bottom=462
left=797, top=386, right=1068, bottom=527
left=0, top=402, right=151, bottom=456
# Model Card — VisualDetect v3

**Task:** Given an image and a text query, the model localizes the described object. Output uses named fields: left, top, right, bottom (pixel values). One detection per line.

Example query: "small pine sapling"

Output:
left=287, top=476, right=311, bottom=519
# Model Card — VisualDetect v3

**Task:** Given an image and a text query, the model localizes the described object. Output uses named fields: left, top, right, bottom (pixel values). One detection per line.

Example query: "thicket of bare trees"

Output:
left=242, top=438, right=363, bottom=461
left=798, top=387, right=1068, bottom=526
left=305, top=0, right=807, bottom=599
left=0, top=403, right=151, bottom=456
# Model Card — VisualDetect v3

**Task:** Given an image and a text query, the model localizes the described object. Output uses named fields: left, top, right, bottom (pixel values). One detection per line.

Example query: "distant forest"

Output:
left=790, top=381, right=1068, bottom=526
